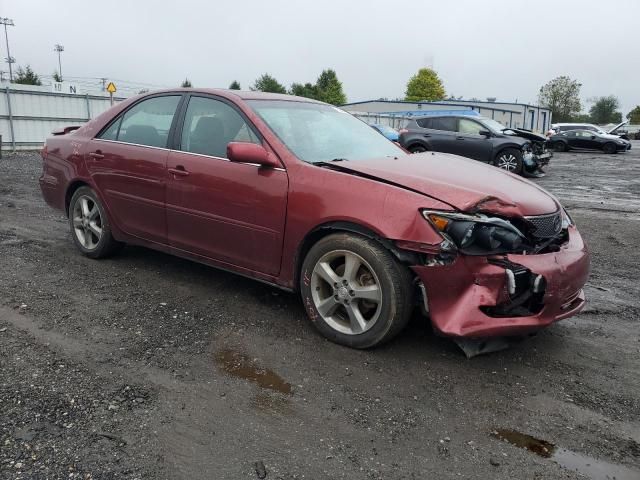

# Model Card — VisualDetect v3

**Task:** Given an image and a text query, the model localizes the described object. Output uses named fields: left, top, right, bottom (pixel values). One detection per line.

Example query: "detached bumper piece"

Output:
left=412, top=227, right=590, bottom=339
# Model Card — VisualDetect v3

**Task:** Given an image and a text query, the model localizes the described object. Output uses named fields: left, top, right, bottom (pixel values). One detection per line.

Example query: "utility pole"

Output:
left=54, top=44, right=64, bottom=80
left=0, top=18, right=15, bottom=82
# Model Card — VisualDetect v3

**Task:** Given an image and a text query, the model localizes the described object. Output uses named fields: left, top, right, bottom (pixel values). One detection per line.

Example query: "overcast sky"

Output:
left=2, top=0, right=639, bottom=113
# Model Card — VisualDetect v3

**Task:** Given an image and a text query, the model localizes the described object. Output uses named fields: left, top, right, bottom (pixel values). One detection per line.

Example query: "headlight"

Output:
left=521, top=142, right=531, bottom=152
left=616, top=140, right=626, bottom=145
left=423, top=210, right=526, bottom=255
left=561, top=207, right=574, bottom=228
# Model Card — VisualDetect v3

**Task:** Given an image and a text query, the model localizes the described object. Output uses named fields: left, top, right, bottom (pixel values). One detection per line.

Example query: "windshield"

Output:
left=248, top=100, right=404, bottom=163
left=479, top=117, right=510, bottom=134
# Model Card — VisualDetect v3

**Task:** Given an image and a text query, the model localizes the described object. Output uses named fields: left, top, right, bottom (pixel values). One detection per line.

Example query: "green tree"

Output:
left=538, top=76, right=582, bottom=122
left=314, top=69, right=346, bottom=105
left=627, top=106, right=640, bottom=124
left=52, top=71, right=62, bottom=83
left=290, top=82, right=318, bottom=99
left=405, top=68, right=446, bottom=102
left=588, top=95, right=622, bottom=124
left=251, top=73, right=286, bottom=94
left=229, top=80, right=241, bottom=90
left=181, top=78, right=192, bottom=87
left=571, top=113, right=592, bottom=123
left=14, top=65, right=42, bottom=85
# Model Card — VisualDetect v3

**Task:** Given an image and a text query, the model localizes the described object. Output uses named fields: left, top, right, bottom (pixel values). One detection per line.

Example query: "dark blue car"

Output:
left=370, top=123, right=399, bottom=142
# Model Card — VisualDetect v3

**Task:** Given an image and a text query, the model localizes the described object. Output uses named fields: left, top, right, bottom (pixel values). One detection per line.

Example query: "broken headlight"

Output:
left=423, top=210, right=526, bottom=255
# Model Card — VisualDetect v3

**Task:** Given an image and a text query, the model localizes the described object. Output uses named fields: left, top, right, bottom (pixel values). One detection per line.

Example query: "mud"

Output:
left=1, top=147, right=639, bottom=479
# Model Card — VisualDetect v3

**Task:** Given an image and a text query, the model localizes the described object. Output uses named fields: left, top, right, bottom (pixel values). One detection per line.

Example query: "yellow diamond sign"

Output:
left=106, top=82, right=117, bottom=94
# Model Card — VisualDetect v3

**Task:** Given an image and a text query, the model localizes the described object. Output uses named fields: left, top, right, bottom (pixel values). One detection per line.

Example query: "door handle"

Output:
left=456, top=136, right=465, bottom=140
left=88, top=151, right=104, bottom=159
left=422, top=133, right=431, bottom=137
left=168, top=166, right=190, bottom=177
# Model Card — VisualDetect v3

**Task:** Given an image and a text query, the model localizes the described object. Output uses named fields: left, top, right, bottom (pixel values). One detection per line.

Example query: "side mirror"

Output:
left=227, top=142, right=280, bottom=168
left=591, top=135, right=596, bottom=140
left=478, top=130, right=492, bottom=137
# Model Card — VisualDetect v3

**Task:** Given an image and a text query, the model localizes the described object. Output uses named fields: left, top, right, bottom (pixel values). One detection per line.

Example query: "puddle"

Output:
left=214, top=349, right=292, bottom=395
left=492, top=429, right=640, bottom=480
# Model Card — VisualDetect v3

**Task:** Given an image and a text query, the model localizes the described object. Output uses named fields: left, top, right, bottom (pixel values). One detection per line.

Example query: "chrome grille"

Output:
left=525, top=211, right=562, bottom=238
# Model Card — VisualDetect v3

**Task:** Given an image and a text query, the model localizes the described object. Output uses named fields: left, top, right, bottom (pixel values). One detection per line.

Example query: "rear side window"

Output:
left=416, top=118, right=433, bottom=128
left=179, top=96, right=260, bottom=158
left=431, top=117, right=457, bottom=132
left=98, top=95, right=181, bottom=148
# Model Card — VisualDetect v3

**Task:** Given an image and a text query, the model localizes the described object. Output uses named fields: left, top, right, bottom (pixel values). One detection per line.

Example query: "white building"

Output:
left=340, top=99, right=552, bottom=133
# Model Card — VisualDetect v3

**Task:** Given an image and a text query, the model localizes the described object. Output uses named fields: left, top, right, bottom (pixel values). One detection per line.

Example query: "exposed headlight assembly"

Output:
left=423, top=210, right=526, bottom=255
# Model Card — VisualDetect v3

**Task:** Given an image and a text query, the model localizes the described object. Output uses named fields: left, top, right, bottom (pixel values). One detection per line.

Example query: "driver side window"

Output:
left=458, top=119, right=484, bottom=135
left=179, top=96, right=260, bottom=158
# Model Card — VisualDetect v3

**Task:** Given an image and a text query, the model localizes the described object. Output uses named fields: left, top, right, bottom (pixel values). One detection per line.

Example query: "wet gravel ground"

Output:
left=1, top=146, right=639, bottom=479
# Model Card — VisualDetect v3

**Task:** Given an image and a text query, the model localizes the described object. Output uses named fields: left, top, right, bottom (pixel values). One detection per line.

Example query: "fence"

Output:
left=1, top=83, right=126, bottom=151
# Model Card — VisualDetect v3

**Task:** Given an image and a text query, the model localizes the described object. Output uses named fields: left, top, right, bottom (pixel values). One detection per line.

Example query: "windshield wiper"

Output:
left=328, top=158, right=348, bottom=162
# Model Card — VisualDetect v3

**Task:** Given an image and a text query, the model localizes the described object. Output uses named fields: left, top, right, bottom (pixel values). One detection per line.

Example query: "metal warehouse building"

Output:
left=340, top=99, right=552, bottom=133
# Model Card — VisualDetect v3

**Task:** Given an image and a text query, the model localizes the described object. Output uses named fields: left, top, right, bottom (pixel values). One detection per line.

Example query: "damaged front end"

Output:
left=406, top=207, right=590, bottom=352
left=512, top=129, right=553, bottom=178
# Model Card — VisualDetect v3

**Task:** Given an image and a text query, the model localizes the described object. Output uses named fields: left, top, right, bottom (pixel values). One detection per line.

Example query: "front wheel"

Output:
left=300, top=233, right=413, bottom=349
left=409, top=144, right=428, bottom=153
left=602, top=142, right=617, bottom=154
left=68, top=186, right=122, bottom=258
left=494, top=148, right=523, bottom=174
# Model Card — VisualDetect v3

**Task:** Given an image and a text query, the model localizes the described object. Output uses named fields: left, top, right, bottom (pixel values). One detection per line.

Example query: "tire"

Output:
left=494, top=148, right=523, bottom=174
left=299, top=233, right=413, bottom=349
left=602, top=142, right=617, bottom=154
left=68, top=186, right=122, bottom=259
left=409, top=144, right=428, bottom=153
left=553, top=141, right=567, bottom=152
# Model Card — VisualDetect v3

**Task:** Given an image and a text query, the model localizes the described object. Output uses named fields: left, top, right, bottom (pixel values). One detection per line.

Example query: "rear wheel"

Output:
left=300, top=233, right=413, bottom=349
left=494, top=148, right=523, bottom=174
left=602, top=142, right=617, bottom=154
left=68, top=186, right=122, bottom=258
left=554, top=141, right=567, bottom=152
left=409, top=144, right=428, bottom=153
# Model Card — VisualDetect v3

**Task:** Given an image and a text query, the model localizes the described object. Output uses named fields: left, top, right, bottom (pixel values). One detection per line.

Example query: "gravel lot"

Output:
left=1, top=146, right=639, bottom=479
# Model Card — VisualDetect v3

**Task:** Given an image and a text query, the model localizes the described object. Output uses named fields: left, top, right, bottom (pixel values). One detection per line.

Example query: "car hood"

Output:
left=600, top=133, right=626, bottom=140
left=607, top=121, right=628, bottom=134
left=506, top=128, right=548, bottom=142
left=328, top=154, right=559, bottom=216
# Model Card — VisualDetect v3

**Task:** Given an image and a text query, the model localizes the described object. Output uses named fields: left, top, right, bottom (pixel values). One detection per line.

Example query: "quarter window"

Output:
left=98, top=95, right=181, bottom=148
left=179, top=96, right=260, bottom=158
left=416, top=118, right=433, bottom=129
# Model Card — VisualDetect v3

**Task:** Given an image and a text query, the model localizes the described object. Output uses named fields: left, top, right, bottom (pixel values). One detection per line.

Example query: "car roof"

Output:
left=143, top=88, right=326, bottom=104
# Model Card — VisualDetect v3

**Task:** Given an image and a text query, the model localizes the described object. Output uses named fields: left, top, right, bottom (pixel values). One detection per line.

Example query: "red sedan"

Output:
left=39, top=89, right=590, bottom=349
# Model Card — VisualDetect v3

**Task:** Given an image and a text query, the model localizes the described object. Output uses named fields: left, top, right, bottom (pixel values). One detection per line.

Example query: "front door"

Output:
left=454, top=118, right=494, bottom=161
left=166, top=95, right=288, bottom=276
left=86, top=94, right=182, bottom=244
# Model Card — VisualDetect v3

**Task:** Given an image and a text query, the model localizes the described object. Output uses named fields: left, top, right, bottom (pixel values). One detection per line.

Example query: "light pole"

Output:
left=0, top=18, right=15, bottom=82
left=54, top=44, right=64, bottom=81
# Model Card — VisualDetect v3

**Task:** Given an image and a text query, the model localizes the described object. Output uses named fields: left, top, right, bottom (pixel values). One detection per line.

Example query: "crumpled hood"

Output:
left=331, top=153, right=559, bottom=216
left=507, top=128, right=548, bottom=143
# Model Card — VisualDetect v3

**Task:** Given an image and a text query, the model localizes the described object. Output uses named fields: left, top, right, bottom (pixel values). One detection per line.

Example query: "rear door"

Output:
left=423, top=117, right=458, bottom=154
left=87, top=94, right=182, bottom=244
left=453, top=118, right=494, bottom=161
left=165, top=95, right=288, bottom=275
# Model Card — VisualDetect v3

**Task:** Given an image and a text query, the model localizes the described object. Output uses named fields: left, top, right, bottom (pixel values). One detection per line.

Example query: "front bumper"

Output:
left=412, top=226, right=590, bottom=338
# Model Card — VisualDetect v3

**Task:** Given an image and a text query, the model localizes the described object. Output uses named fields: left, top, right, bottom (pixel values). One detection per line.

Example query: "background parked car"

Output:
left=369, top=123, right=399, bottom=142
left=399, top=114, right=551, bottom=177
left=550, top=129, right=631, bottom=153
left=551, top=121, right=629, bottom=139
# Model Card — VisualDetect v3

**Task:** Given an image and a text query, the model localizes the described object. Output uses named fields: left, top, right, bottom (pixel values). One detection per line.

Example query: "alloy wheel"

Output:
left=497, top=153, right=518, bottom=171
left=72, top=195, right=103, bottom=250
left=310, top=250, right=382, bottom=335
